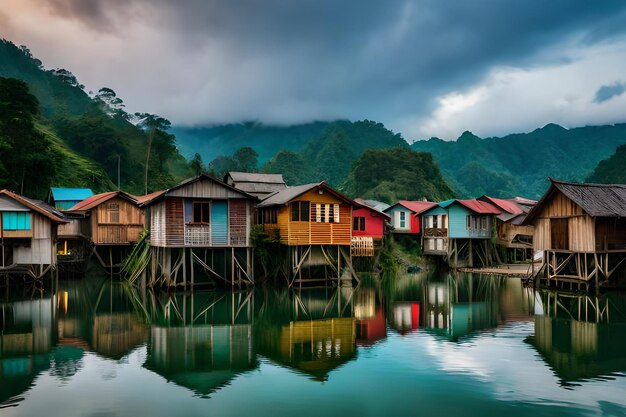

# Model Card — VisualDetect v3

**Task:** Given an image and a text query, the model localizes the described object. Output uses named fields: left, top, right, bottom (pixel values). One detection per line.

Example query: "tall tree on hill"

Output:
left=233, top=146, right=258, bottom=172
left=189, top=153, right=205, bottom=176
left=0, top=77, right=55, bottom=196
left=135, top=113, right=173, bottom=194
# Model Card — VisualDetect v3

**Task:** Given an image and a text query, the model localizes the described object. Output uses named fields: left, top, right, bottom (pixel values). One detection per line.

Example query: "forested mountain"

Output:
left=171, top=121, right=331, bottom=164
left=343, top=148, right=454, bottom=203
left=0, top=39, right=190, bottom=198
left=587, top=143, right=626, bottom=184
left=411, top=124, right=626, bottom=198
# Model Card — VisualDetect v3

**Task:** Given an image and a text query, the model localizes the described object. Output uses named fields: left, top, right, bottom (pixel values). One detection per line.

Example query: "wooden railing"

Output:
left=424, top=228, right=447, bottom=237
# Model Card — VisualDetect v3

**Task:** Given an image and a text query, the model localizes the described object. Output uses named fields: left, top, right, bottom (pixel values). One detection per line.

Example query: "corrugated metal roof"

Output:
left=440, top=199, right=501, bottom=214
left=50, top=188, right=94, bottom=202
left=0, top=189, right=66, bottom=223
left=385, top=200, right=437, bottom=215
left=258, top=182, right=355, bottom=207
left=480, top=196, right=523, bottom=215
left=354, top=198, right=390, bottom=213
left=135, top=190, right=165, bottom=205
left=552, top=180, right=626, bottom=217
left=226, top=172, right=286, bottom=184
left=354, top=201, right=391, bottom=219
left=67, top=191, right=138, bottom=212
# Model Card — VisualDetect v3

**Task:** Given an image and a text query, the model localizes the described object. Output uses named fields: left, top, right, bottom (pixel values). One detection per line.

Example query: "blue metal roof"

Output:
left=438, top=199, right=456, bottom=208
left=50, top=188, right=94, bottom=202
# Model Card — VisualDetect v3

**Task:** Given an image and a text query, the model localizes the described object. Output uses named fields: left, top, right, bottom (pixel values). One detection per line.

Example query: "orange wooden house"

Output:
left=256, top=182, right=358, bottom=285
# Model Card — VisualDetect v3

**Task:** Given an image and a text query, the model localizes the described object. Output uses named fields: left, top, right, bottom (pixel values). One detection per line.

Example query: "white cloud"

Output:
left=406, top=39, right=626, bottom=141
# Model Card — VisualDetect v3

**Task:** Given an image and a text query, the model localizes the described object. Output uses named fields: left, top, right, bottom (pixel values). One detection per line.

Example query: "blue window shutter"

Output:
left=2, top=212, right=31, bottom=230
left=184, top=200, right=193, bottom=223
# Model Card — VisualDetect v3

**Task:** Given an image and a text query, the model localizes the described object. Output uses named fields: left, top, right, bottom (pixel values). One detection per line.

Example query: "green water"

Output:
left=1, top=273, right=626, bottom=417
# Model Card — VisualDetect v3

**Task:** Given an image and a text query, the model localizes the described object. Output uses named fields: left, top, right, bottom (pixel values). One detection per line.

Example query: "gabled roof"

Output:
left=479, top=196, right=523, bottom=215
left=141, top=174, right=257, bottom=207
left=511, top=196, right=537, bottom=206
left=524, top=179, right=626, bottom=224
left=354, top=200, right=391, bottom=219
left=439, top=199, right=501, bottom=215
left=258, top=182, right=355, bottom=208
left=50, top=187, right=94, bottom=202
left=135, top=190, right=166, bottom=205
left=384, top=200, right=437, bottom=215
left=0, top=189, right=66, bottom=223
left=354, top=198, right=390, bottom=213
left=67, top=191, right=139, bottom=212
left=226, top=172, right=286, bottom=184
left=225, top=172, right=287, bottom=196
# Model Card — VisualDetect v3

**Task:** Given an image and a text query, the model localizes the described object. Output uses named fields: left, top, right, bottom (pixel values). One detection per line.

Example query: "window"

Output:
left=291, top=201, right=310, bottom=222
left=400, top=211, right=406, bottom=228
left=259, top=208, right=277, bottom=224
left=192, top=201, right=210, bottom=224
left=107, top=203, right=120, bottom=223
left=315, top=203, right=340, bottom=223
left=2, top=212, right=31, bottom=231
left=481, top=216, right=487, bottom=230
left=466, top=215, right=488, bottom=230
left=432, top=215, right=438, bottom=228
left=353, top=216, right=366, bottom=231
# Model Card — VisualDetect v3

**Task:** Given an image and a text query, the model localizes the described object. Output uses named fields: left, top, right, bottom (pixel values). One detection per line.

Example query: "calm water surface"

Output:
left=1, top=273, right=626, bottom=417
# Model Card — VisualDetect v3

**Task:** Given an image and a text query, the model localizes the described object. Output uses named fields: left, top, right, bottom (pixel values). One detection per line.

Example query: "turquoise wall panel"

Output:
left=211, top=201, right=228, bottom=245
left=2, top=212, right=31, bottom=230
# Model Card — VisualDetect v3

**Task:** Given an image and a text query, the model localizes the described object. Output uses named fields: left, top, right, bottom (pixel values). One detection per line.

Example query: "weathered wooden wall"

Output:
left=90, top=197, right=145, bottom=245
left=531, top=191, right=595, bottom=252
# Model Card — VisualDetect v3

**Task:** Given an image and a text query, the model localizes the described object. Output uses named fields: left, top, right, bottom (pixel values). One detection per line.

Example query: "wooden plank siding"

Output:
left=90, top=196, right=145, bottom=245
left=531, top=191, right=596, bottom=252
left=264, top=189, right=352, bottom=246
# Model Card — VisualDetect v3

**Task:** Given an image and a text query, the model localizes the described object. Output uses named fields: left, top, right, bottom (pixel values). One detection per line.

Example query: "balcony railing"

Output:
left=424, top=227, right=447, bottom=237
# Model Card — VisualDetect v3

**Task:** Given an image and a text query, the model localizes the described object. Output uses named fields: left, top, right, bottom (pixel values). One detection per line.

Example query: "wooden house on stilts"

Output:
left=421, top=199, right=501, bottom=268
left=256, top=181, right=358, bottom=286
left=478, top=195, right=535, bottom=262
left=63, top=191, right=151, bottom=271
left=351, top=201, right=390, bottom=257
left=523, top=179, right=626, bottom=290
left=141, top=174, right=257, bottom=288
left=0, top=189, right=66, bottom=281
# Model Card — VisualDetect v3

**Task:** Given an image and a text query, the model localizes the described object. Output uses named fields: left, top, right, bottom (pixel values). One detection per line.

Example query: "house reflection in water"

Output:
left=0, top=297, right=54, bottom=406
left=528, top=290, right=626, bottom=382
left=255, top=287, right=357, bottom=381
left=355, top=288, right=386, bottom=346
left=143, top=290, right=256, bottom=397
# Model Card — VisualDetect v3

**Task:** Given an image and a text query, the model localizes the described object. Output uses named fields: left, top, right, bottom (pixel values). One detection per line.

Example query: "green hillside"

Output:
left=0, top=38, right=190, bottom=198
left=411, top=123, right=626, bottom=198
left=586, top=143, right=626, bottom=184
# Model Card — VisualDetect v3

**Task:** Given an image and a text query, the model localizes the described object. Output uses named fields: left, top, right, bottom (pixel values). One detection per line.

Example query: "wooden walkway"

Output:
left=457, top=262, right=541, bottom=277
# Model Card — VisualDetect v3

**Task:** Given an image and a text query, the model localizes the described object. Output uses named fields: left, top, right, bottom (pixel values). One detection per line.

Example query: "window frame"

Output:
left=191, top=201, right=211, bottom=224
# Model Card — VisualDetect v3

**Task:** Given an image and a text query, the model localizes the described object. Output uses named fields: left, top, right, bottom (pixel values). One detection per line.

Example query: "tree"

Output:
left=0, top=77, right=55, bottom=195
left=233, top=147, right=258, bottom=172
left=189, top=153, right=205, bottom=176
left=135, top=113, right=172, bottom=194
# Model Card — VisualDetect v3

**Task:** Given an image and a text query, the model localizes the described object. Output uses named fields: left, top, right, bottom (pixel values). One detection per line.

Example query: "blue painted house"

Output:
left=421, top=199, right=500, bottom=266
left=49, top=188, right=94, bottom=210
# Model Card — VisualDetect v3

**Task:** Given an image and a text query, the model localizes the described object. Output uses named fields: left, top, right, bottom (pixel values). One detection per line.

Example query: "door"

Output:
left=211, top=201, right=229, bottom=246
left=550, top=218, right=569, bottom=250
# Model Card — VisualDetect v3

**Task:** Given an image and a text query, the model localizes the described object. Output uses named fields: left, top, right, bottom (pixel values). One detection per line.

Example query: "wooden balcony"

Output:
left=95, top=224, right=143, bottom=244
left=424, top=228, right=447, bottom=237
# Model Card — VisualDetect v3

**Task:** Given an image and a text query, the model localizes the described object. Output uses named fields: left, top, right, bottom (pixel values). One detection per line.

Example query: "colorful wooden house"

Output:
left=384, top=201, right=437, bottom=235
left=140, top=174, right=257, bottom=287
left=63, top=191, right=149, bottom=269
left=0, top=189, right=66, bottom=280
left=478, top=195, right=535, bottom=262
left=523, top=179, right=626, bottom=290
left=48, top=188, right=94, bottom=210
left=256, top=181, right=357, bottom=285
left=351, top=200, right=390, bottom=257
left=422, top=199, right=500, bottom=267
left=224, top=172, right=287, bottom=199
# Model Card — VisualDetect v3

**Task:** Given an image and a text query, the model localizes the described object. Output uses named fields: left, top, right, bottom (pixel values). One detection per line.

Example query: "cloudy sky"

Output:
left=2, top=0, right=626, bottom=141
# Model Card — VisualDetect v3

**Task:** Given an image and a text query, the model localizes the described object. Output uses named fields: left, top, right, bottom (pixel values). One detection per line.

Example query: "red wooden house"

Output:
left=351, top=201, right=390, bottom=257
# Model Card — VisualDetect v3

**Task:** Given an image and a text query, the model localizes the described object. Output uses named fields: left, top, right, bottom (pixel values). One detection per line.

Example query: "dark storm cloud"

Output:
left=594, top=82, right=626, bottom=104
left=39, top=0, right=626, bottom=136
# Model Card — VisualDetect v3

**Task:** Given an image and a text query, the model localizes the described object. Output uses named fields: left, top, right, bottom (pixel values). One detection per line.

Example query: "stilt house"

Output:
left=256, top=181, right=358, bottom=285
left=421, top=199, right=500, bottom=267
left=0, top=189, right=66, bottom=279
left=383, top=201, right=436, bottom=235
left=523, top=179, right=626, bottom=289
left=478, top=195, right=535, bottom=261
left=141, top=174, right=257, bottom=287
left=351, top=201, right=390, bottom=257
